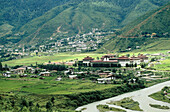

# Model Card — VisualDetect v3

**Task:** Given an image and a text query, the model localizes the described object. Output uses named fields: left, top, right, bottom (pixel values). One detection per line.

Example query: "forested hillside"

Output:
left=0, top=0, right=169, bottom=46
left=119, top=3, right=170, bottom=38
left=98, top=3, right=170, bottom=53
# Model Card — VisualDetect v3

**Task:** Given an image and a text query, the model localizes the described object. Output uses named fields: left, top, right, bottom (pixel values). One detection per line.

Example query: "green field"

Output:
left=108, top=97, right=143, bottom=111
left=152, top=58, right=170, bottom=71
left=2, top=53, right=104, bottom=66
left=149, top=104, right=170, bottom=109
left=3, top=50, right=170, bottom=67
left=149, top=92, right=170, bottom=103
left=97, top=104, right=126, bottom=112
left=0, top=77, right=119, bottom=95
left=0, top=76, right=122, bottom=112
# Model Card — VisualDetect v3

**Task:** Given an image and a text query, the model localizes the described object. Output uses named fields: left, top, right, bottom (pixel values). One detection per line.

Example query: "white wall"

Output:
left=119, top=60, right=130, bottom=67
left=132, top=60, right=141, bottom=65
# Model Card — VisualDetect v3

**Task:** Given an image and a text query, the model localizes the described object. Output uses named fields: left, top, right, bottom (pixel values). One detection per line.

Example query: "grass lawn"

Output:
left=97, top=104, right=126, bottom=112
left=108, top=97, right=143, bottom=111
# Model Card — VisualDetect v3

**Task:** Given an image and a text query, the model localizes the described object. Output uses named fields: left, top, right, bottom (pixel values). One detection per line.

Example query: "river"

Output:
left=76, top=81, right=170, bottom=112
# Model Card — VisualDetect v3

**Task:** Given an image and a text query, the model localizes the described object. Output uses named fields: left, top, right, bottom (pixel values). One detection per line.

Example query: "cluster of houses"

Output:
left=0, top=29, right=114, bottom=61
left=42, top=28, right=113, bottom=53
left=2, top=66, right=53, bottom=78
left=81, top=54, right=149, bottom=67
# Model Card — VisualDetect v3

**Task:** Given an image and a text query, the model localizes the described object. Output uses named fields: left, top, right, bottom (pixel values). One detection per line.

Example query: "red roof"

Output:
left=98, top=73, right=108, bottom=75
left=130, top=56, right=140, bottom=60
left=16, top=68, right=25, bottom=70
left=83, top=56, right=94, bottom=61
left=138, top=54, right=148, bottom=59
left=118, top=56, right=130, bottom=60
left=101, top=54, right=116, bottom=59
left=91, top=60, right=118, bottom=63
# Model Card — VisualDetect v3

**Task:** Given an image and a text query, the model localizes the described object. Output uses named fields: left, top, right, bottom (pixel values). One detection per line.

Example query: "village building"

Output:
left=56, top=77, right=62, bottom=81
left=101, top=54, right=117, bottom=61
left=69, top=75, right=77, bottom=79
left=117, top=56, right=130, bottom=67
left=97, top=78, right=112, bottom=84
left=138, top=54, right=149, bottom=63
left=20, top=74, right=28, bottom=77
left=98, top=73, right=109, bottom=78
left=82, top=56, right=94, bottom=66
left=2, top=71, right=11, bottom=77
left=130, top=56, right=141, bottom=65
left=80, top=54, right=149, bottom=67
left=15, top=67, right=26, bottom=74
left=91, top=60, right=118, bottom=67
left=39, top=72, right=51, bottom=76
left=30, top=75, right=38, bottom=78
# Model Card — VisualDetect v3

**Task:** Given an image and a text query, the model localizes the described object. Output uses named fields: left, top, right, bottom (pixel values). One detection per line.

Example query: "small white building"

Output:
left=39, top=72, right=51, bottom=76
left=97, top=78, right=112, bottom=84
left=56, top=77, right=62, bottom=81
left=69, top=75, right=77, bottom=79
left=3, top=71, right=11, bottom=77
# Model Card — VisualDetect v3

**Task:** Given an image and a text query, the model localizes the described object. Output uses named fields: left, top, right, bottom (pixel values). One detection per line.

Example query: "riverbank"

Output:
left=76, top=80, right=170, bottom=112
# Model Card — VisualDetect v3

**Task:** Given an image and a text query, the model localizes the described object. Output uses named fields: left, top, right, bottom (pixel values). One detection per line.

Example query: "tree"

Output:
left=21, top=106, right=29, bottom=112
left=50, top=97, right=55, bottom=104
left=0, top=62, right=2, bottom=71
left=36, top=103, right=40, bottom=108
left=35, top=69, right=38, bottom=74
left=46, top=101, right=52, bottom=110
left=126, top=63, right=129, bottom=67
left=21, top=99, right=28, bottom=107
left=36, top=52, right=38, bottom=56
left=29, top=101, right=33, bottom=107
left=126, top=54, right=130, bottom=57
left=11, top=100, right=15, bottom=107
left=5, top=64, right=8, bottom=70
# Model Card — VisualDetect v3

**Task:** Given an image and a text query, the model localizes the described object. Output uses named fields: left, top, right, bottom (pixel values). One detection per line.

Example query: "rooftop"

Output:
left=118, top=56, right=129, bottom=60
left=83, top=56, right=94, bottom=61
left=91, top=60, right=118, bottom=63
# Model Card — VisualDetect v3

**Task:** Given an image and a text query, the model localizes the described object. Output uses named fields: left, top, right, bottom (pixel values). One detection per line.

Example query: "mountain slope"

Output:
left=0, top=0, right=71, bottom=43
left=119, top=3, right=170, bottom=37
left=0, top=0, right=169, bottom=45
left=98, top=3, right=170, bottom=53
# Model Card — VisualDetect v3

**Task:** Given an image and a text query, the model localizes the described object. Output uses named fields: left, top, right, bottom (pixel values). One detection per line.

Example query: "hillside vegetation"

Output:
left=99, top=3, right=170, bottom=53
left=98, top=37, right=170, bottom=53
left=0, top=0, right=169, bottom=45
left=119, top=3, right=170, bottom=37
